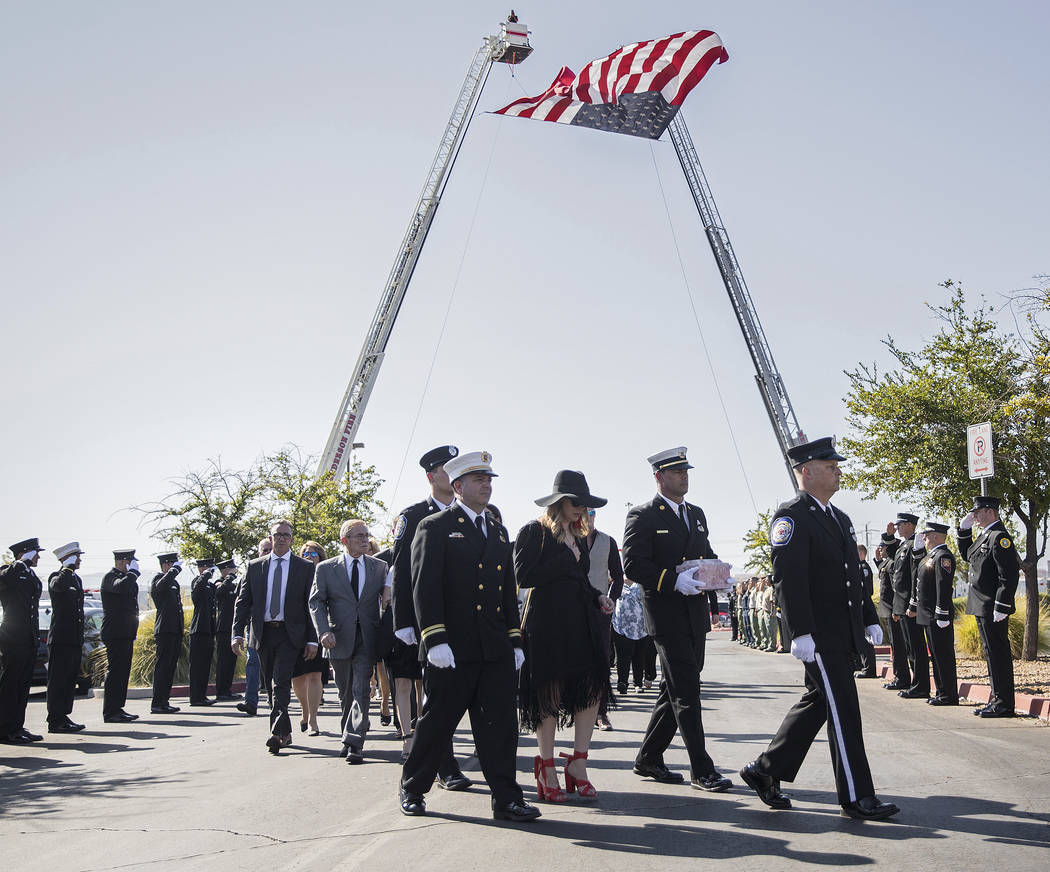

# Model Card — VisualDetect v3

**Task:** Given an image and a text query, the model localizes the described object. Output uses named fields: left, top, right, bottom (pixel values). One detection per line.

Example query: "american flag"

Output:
left=494, top=30, right=728, bottom=140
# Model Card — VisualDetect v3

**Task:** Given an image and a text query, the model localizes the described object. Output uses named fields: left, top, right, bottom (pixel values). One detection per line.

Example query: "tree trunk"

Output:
left=1022, top=523, right=1039, bottom=661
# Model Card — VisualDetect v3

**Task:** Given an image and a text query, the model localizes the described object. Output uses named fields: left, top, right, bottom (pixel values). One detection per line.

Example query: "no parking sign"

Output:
left=967, top=421, right=994, bottom=480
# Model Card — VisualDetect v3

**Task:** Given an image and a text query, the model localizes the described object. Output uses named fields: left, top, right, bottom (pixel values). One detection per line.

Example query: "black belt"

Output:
left=264, top=620, right=285, bottom=627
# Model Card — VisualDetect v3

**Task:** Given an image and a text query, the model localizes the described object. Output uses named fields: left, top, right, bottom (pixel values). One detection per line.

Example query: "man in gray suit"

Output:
left=310, top=519, right=390, bottom=764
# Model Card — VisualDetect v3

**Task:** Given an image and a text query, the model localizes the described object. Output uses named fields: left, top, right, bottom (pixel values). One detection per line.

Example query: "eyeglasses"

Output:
left=272, top=531, right=292, bottom=539
left=302, top=551, right=319, bottom=558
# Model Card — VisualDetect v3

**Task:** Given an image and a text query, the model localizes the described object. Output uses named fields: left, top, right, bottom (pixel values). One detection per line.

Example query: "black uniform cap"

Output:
left=419, top=445, right=459, bottom=471
left=113, top=548, right=136, bottom=561
left=921, top=521, right=950, bottom=534
left=895, top=512, right=919, bottom=525
left=971, top=495, right=1001, bottom=512
left=195, top=557, right=216, bottom=569
left=216, top=558, right=236, bottom=570
left=787, top=436, right=845, bottom=467
left=157, top=552, right=179, bottom=564
left=9, top=537, right=41, bottom=556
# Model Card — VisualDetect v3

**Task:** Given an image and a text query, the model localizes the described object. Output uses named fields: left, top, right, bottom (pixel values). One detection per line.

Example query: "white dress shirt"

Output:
left=455, top=499, right=487, bottom=537
left=265, top=553, right=289, bottom=621
left=342, top=553, right=366, bottom=597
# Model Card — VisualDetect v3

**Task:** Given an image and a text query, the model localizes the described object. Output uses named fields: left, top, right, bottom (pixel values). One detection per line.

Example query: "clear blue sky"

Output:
left=3, top=1, right=1047, bottom=580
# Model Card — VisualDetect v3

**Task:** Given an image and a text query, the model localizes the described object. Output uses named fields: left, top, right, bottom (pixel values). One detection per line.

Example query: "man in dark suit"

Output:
left=189, top=558, right=218, bottom=706
left=854, top=544, right=878, bottom=678
left=47, top=541, right=87, bottom=732
left=0, top=537, right=45, bottom=744
left=958, top=495, right=1019, bottom=717
left=310, top=519, right=388, bottom=764
left=891, top=512, right=930, bottom=699
left=399, top=451, right=539, bottom=822
left=622, top=446, right=732, bottom=793
left=213, top=559, right=240, bottom=700
left=740, top=437, right=898, bottom=821
left=233, top=519, right=318, bottom=754
left=101, top=548, right=142, bottom=723
left=150, top=552, right=184, bottom=714
left=914, top=522, right=959, bottom=706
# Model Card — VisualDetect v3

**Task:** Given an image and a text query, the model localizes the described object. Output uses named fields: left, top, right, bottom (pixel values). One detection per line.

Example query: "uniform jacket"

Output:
left=959, top=520, right=1019, bottom=619
left=214, top=576, right=238, bottom=637
left=411, top=503, right=522, bottom=663
left=621, top=495, right=717, bottom=639
left=915, top=544, right=956, bottom=626
left=233, top=553, right=318, bottom=650
left=47, top=567, right=85, bottom=647
left=309, top=553, right=387, bottom=660
left=391, top=496, right=443, bottom=633
left=189, top=573, right=217, bottom=636
left=890, top=537, right=922, bottom=616
left=859, top=559, right=874, bottom=599
left=151, top=568, right=184, bottom=636
left=0, top=561, right=41, bottom=648
left=875, top=539, right=900, bottom=618
left=100, top=567, right=140, bottom=644
left=770, top=492, right=878, bottom=654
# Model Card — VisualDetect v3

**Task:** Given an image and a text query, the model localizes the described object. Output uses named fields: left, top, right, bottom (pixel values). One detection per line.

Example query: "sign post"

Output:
left=966, top=421, right=994, bottom=496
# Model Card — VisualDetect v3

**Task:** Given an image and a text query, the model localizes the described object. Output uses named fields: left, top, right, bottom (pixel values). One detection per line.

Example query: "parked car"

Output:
left=33, top=601, right=105, bottom=693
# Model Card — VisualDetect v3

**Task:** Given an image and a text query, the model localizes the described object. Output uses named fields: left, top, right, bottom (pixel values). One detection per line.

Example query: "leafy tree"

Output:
left=742, top=509, right=774, bottom=576
left=841, top=281, right=1049, bottom=659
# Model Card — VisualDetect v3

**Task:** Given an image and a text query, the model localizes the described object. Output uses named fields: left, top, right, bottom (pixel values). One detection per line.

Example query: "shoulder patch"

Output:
left=770, top=517, right=794, bottom=547
left=940, top=557, right=953, bottom=571
left=999, top=537, right=1012, bottom=549
left=393, top=514, right=408, bottom=540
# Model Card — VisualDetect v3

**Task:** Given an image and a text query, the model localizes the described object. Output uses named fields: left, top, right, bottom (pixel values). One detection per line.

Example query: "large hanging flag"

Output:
left=494, top=30, right=728, bottom=140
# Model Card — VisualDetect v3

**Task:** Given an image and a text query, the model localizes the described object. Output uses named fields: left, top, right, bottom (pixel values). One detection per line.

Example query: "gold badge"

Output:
left=1000, top=537, right=1011, bottom=549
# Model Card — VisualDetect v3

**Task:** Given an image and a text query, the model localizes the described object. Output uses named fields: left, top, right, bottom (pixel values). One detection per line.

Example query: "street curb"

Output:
left=875, top=663, right=1050, bottom=721
left=126, top=680, right=247, bottom=700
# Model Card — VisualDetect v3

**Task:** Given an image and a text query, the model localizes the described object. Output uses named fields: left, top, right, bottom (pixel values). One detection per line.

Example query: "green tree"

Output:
left=841, top=281, right=1049, bottom=660
left=742, top=509, right=774, bottom=576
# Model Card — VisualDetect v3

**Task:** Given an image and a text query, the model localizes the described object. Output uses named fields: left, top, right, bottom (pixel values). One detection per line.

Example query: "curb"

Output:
left=875, top=664, right=1050, bottom=721
left=126, top=680, right=247, bottom=700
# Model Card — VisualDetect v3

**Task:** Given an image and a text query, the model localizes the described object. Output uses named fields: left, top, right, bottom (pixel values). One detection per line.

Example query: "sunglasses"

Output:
left=302, top=551, right=319, bottom=558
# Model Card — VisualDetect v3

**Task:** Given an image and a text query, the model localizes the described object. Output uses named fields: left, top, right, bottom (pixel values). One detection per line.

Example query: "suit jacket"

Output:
left=890, top=537, right=922, bottom=616
left=622, top=495, right=717, bottom=639
left=770, top=492, right=878, bottom=655
left=189, top=573, right=217, bottom=636
left=100, top=568, right=140, bottom=644
left=915, top=544, right=956, bottom=626
left=412, top=504, right=522, bottom=663
left=48, top=567, right=85, bottom=646
left=309, top=553, right=387, bottom=660
left=233, top=553, right=318, bottom=650
left=959, top=520, right=1019, bottom=619
left=151, top=568, right=184, bottom=636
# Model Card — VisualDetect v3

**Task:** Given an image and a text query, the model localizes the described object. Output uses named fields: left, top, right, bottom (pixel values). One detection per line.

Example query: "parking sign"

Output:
left=967, top=422, right=994, bottom=480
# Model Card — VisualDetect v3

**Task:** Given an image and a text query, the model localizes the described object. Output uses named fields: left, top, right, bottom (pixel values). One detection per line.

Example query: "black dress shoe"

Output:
left=48, top=723, right=81, bottom=734
left=216, top=693, right=241, bottom=701
left=64, top=719, right=86, bottom=731
left=739, top=762, right=792, bottom=809
left=841, top=796, right=900, bottom=820
left=103, top=712, right=136, bottom=723
left=20, top=729, right=44, bottom=742
left=616, top=685, right=628, bottom=695
left=437, top=772, right=473, bottom=791
left=120, top=710, right=139, bottom=721
left=190, top=699, right=215, bottom=707
left=0, top=732, right=32, bottom=745
left=897, top=689, right=930, bottom=699
left=691, top=772, right=732, bottom=793
left=634, top=760, right=685, bottom=784
left=346, top=745, right=364, bottom=765
left=854, top=671, right=877, bottom=679
left=882, top=680, right=906, bottom=690
left=492, top=798, right=541, bottom=822
left=151, top=705, right=181, bottom=714
left=979, top=706, right=1015, bottom=718
left=399, top=787, right=426, bottom=816
left=266, top=735, right=283, bottom=755
left=927, top=697, right=959, bottom=706
left=236, top=702, right=257, bottom=716
left=380, top=714, right=392, bottom=727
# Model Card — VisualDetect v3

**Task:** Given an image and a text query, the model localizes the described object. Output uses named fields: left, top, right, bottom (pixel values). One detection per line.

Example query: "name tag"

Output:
left=656, top=530, right=670, bottom=534
left=448, top=532, right=464, bottom=539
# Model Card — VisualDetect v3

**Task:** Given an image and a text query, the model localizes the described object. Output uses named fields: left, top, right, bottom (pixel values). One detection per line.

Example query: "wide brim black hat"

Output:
left=534, top=470, right=607, bottom=509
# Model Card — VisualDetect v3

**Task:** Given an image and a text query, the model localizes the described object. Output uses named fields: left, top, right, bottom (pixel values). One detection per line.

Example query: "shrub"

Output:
left=955, top=596, right=1050, bottom=658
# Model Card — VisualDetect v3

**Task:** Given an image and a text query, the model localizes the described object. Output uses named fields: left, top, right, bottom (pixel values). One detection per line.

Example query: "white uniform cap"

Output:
left=53, top=542, right=84, bottom=561
left=646, top=447, right=693, bottom=471
left=444, top=450, right=498, bottom=482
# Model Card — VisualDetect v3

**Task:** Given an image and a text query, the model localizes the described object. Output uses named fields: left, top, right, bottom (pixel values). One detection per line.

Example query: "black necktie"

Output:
left=350, top=558, right=359, bottom=599
left=679, top=504, right=689, bottom=529
left=475, top=516, right=486, bottom=538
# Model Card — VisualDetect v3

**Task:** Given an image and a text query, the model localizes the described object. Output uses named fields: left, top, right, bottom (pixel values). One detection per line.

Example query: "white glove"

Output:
left=993, top=610, right=1008, bottom=622
left=912, top=534, right=925, bottom=553
left=936, top=619, right=950, bottom=629
left=790, top=634, right=817, bottom=663
left=427, top=643, right=456, bottom=669
left=959, top=512, right=975, bottom=531
left=675, top=571, right=702, bottom=596
left=864, top=624, right=883, bottom=646
left=394, top=627, right=417, bottom=646
left=172, top=560, right=183, bottom=569
left=513, top=648, right=525, bottom=671
left=128, top=558, right=141, bottom=574
left=61, top=554, right=78, bottom=568
left=20, top=550, right=38, bottom=564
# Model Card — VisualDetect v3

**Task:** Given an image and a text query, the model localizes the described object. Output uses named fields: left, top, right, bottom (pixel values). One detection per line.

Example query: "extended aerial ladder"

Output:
left=317, top=16, right=533, bottom=477
left=319, top=17, right=804, bottom=489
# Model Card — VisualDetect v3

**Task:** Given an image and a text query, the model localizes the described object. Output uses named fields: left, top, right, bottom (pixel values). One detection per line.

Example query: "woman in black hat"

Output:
left=514, top=470, right=615, bottom=802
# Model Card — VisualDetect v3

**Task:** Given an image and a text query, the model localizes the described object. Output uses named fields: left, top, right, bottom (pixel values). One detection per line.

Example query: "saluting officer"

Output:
left=876, top=529, right=909, bottom=689
left=390, top=444, right=472, bottom=791
left=854, top=544, right=878, bottom=678
left=399, top=451, right=539, bottom=823
left=188, top=557, right=218, bottom=706
left=958, top=495, right=1019, bottom=718
left=213, top=559, right=240, bottom=701
left=739, top=437, right=899, bottom=820
left=0, top=538, right=45, bottom=744
left=101, top=548, right=142, bottom=723
left=622, top=446, right=732, bottom=792
left=47, top=542, right=87, bottom=732
left=890, top=512, right=930, bottom=699
left=150, top=552, right=184, bottom=714
left=914, top=522, right=958, bottom=706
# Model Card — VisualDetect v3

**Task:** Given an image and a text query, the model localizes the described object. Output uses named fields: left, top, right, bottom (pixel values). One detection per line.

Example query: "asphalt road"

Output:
left=2, top=634, right=1048, bottom=872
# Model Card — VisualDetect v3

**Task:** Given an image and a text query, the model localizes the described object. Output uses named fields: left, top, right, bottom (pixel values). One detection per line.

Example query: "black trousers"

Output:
left=976, top=616, right=1014, bottom=710
left=901, top=614, right=930, bottom=694
left=259, top=623, right=299, bottom=738
left=0, top=643, right=35, bottom=735
left=637, top=630, right=715, bottom=779
left=757, top=651, right=875, bottom=805
left=152, top=633, right=181, bottom=707
left=921, top=621, right=958, bottom=701
left=188, top=634, right=214, bottom=702
left=729, top=610, right=738, bottom=641
left=642, top=636, right=658, bottom=681
left=402, top=655, right=522, bottom=806
left=46, top=643, right=81, bottom=724
left=103, top=638, right=134, bottom=716
left=613, top=632, right=646, bottom=690
left=214, top=636, right=236, bottom=697
left=887, top=617, right=911, bottom=684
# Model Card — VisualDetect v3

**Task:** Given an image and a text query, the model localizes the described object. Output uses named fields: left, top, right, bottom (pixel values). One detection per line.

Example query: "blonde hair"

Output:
left=538, top=499, right=591, bottom=542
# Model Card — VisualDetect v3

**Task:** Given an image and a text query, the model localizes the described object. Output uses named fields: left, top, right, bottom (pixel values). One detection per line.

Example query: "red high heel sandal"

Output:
left=560, top=750, right=597, bottom=799
left=533, top=755, right=568, bottom=802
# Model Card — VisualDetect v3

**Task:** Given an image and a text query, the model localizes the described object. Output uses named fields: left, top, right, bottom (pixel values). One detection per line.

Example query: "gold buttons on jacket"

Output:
left=476, top=604, right=482, bottom=611
left=497, top=606, right=501, bottom=613
left=497, top=564, right=502, bottom=571
left=478, top=562, right=483, bottom=569
left=459, top=517, right=465, bottom=523
left=478, top=584, right=484, bottom=590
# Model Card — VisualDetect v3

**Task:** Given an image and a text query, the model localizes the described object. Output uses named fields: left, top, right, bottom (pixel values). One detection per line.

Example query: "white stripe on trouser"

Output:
left=814, top=653, right=856, bottom=802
